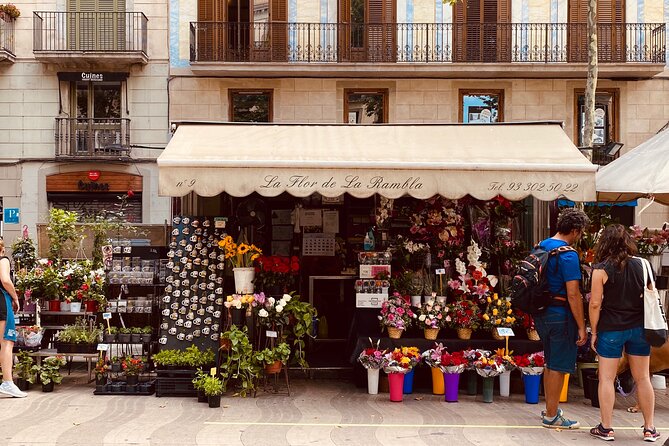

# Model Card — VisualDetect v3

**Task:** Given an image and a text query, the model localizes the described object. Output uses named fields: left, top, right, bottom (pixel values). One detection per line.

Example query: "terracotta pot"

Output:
left=265, top=360, right=282, bottom=374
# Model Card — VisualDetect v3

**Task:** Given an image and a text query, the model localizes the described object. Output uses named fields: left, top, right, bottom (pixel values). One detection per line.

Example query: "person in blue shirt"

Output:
left=536, top=208, right=589, bottom=429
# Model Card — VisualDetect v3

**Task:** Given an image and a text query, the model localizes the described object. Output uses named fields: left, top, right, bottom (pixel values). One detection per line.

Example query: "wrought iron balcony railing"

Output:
left=34, top=11, right=147, bottom=55
left=190, top=22, right=665, bottom=64
left=55, top=117, right=131, bottom=159
left=0, top=17, right=15, bottom=58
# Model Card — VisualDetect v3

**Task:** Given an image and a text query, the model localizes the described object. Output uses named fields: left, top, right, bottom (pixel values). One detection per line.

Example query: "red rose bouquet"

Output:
left=358, top=339, right=387, bottom=370
left=446, top=298, right=482, bottom=330
left=254, top=255, right=300, bottom=293
left=513, top=351, right=545, bottom=375
left=439, top=350, right=469, bottom=374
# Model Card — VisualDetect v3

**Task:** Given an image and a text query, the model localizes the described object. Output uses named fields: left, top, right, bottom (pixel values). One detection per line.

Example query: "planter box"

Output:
left=56, top=342, right=97, bottom=354
left=155, top=370, right=197, bottom=397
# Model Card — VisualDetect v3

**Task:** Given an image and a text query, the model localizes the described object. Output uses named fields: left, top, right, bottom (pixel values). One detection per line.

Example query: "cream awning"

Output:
left=158, top=122, right=597, bottom=202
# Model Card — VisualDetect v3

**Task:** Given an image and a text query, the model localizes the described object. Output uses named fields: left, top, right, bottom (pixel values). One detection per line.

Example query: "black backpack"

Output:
left=510, top=244, right=577, bottom=314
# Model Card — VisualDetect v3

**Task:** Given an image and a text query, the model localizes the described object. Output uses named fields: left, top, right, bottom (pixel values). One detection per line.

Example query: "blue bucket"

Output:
left=523, top=373, right=542, bottom=404
left=403, top=369, right=415, bottom=394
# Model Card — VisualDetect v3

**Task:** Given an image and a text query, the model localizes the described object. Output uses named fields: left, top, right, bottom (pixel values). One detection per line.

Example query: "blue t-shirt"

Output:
left=539, top=238, right=582, bottom=298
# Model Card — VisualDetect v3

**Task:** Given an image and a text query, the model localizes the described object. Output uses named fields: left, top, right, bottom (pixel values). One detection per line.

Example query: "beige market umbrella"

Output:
left=596, top=130, right=669, bottom=205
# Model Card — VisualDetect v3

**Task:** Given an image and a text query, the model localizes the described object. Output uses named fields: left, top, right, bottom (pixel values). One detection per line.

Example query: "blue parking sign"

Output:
left=4, top=208, right=19, bottom=224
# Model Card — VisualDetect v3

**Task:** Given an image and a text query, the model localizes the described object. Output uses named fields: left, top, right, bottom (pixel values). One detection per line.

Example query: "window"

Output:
left=459, top=90, right=503, bottom=123
left=575, top=90, right=618, bottom=147
left=344, top=89, right=388, bottom=124
left=229, top=90, right=272, bottom=122
left=68, top=0, right=127, bottom=51
left=453, top=0, right=511, bottom=62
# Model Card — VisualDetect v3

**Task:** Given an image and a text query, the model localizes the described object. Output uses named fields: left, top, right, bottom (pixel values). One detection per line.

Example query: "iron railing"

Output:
left=190, top=22, right=665, bottom=64
left=34, top=11, right=147, bottom=54
left=55, top=117, right=131, bottom=159
left=0, top=18, right=15, bottom=56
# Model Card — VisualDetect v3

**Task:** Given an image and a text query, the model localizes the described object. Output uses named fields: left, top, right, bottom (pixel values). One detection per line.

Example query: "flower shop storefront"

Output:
left=157, top=121, right=597, bottom=395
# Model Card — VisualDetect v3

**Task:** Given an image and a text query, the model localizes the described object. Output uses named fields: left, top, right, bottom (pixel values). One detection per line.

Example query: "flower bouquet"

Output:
left=378, top=293, right=415, bottom=339
left=225, top=293, right=255, bottom=326
left=473, top=355, right=505, bottom=378
left=254, top=293, right=291, bottom=328
left=416, top=299, right=449, bottom=339
left=358, top=339, right=388, bottom=395
left=516, top=309, right=539, bottom=340
left=219, top=235, right=262, bottom=294
left=383, top=347, right=419, bottom=402
left=440, top=349, right=469, bottom=402
left=406, top=196, right=465, bottom=261
left=448, top=240, right=498, bottom=304
left=481, top=293, right=516, bottom=339
left=447, top=298, right=482, bottom=339
left=513, top=351, right=545, bottom=376
left=492, top=348, right=516, bottom=397
left=254, top=255, right=300, bottom=294
left=629, top=224, right=669, bottom=255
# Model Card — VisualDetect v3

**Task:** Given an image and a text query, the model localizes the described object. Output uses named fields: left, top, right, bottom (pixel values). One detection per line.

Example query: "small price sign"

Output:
left=435, top=268, right=446, bottom=275
left=210, top=367, right=217, bottom=376
left=97, top=343, right=109, bottom=351
left=102, top=312, right=112, bottom=320
left=496, top=327, right=515, bottom=337
left=266, top=330, right=278, bottom=338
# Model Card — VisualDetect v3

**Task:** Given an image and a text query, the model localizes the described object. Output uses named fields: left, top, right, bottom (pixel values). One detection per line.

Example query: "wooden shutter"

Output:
left=496, top=0, right=510, bottom=62
left=367, top=0, right=395, bottom=61
left=568, top=0, right=625, bottom=62
left=455, top=0, right=509, bottom=63
left=197, top=0, right=225, bottom=61
left=338, top=0, right=351, bottom=61
left=270, top=0, right=287, bottom=61
left=68, top=0, right=124, bottom=51
left=453, top=1, right=466, bottom=61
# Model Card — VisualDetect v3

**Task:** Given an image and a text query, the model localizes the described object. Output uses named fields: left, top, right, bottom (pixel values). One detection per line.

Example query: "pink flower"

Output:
left=396, top=307, right=405, bottom=315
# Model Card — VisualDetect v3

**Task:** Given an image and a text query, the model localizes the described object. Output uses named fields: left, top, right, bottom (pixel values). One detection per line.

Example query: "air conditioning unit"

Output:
left=94, top=129, right=121, bottom=150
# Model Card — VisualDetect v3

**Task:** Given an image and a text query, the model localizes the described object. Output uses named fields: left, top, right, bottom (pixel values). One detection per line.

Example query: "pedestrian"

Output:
left=0, top=238, right=27, bottom=398
left=535, top=207, right=589, bottom=428
left=589, top=224, right=659, bottom=442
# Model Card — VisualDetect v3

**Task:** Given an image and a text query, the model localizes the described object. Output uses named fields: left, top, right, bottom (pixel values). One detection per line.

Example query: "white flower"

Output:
left=224, top=302, right=231, bottom=308
left=268, top=297, right=275, bottom=305
left=455, top=258, right=466, bottom=275
left=283, top=294, right=292, bottom=302
left=38, top=259, right=49, bottom=265
left=418, top=315, right=426, bottom=322
left=234, top=301, right=242, bottom=309
left=488, top=275, right=498, bottom=288
left=467, top=240, right=482, bottom=266
left=276, top=305, right=284, bottom=313
left=278, top=299, right=286, bottom=307
left=259, top=309, right=269, bottom=317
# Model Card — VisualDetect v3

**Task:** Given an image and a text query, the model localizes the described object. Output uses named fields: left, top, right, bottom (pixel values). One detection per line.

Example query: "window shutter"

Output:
left=197, top=0, right=225, bottom=61
left=67, top=0, right=124, bottom=51
left=496, top=0, right=510, bottom=61
left=271, top=0, right=287, bottom=61
left=338, top=0, right=351, bottom=60
left=366, top=0, right=395, bottom=61
left=568, top=0, right=625, bottom=62
left=453, top=1, right=466, bottom=61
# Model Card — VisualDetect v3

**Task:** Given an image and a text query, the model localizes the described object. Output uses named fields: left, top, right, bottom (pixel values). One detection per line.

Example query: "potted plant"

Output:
left=110, top=356, right=122, bottom=373
left=283, top=293, right=317, bottom=369
left=121, top=356, right=143, bottom=387
left=140, top=326, right=152, bottom=343
left=29, top=356, right=66, bottom=392
left=202, top=375, right=224, bottom=408
left=94, top=358, right=109, bottom=391
left=447, top=298, right=482, bottom=340
left=192, top=369, right=209, bottom=403
left=117, top=327, right=132, bottom=343
left=103, top=326, right=117, bottom=343
left=481, top=294, right=516, bottom=340
left=416, top=298, right=448, bottom=340
left=0, top=4, right=20, bottom=21
left=14, top=351, right=35, bottom=391
left=378, top=293, right=415, bottom=339
left=256, top=342, right=291, bottom=374
left=130, top=327, right=142, bottom=344
left=219, top=326, right=260, bottom=397
left=55, top=319, right=102, bottom=353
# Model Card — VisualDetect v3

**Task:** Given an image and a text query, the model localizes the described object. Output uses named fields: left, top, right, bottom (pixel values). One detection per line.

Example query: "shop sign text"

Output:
left=78, top=180, right=110, bottom=192
left=259, top=175, right=424, bottom=192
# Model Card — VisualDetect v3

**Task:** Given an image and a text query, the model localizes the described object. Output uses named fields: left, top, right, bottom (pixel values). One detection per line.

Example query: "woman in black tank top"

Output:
left=589, top=224, right=658, bottom=441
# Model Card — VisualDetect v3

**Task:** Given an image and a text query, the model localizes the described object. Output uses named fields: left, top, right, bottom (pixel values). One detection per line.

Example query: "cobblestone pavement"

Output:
left=0, top=371, right=668, bottom=446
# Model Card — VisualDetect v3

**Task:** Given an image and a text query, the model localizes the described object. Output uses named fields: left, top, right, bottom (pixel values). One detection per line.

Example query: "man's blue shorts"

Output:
left=0, top=289, right=17, bottom=342
left=534, top=307, right=578, bottom=374
left=596, top=326, right=650, bottom=358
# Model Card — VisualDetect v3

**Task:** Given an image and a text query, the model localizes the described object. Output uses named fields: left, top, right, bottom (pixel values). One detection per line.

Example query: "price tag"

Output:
left=97, top=343, right=109, bottom=351
left=435, top=268, right=446, bottom=275
left=266, top=330, right=278, bottom=338
left=210, top=367, right=217, bottom=376
left=102, top=312, right=112, bottom=320
left=496, top=327, right=515, bottom=337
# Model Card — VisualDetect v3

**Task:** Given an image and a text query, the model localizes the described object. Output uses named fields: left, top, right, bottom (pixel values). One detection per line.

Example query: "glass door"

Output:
left=72, top=81, right=122, bottom=156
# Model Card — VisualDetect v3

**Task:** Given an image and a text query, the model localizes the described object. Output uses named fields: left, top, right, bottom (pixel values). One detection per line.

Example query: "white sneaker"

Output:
left=0, top=381, right=28, bottom=398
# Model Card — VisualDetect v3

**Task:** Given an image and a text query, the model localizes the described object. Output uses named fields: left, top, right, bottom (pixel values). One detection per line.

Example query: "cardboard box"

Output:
left=359, top=264, right=391, bottom=279
left=356, top=293, right=388, bottom=308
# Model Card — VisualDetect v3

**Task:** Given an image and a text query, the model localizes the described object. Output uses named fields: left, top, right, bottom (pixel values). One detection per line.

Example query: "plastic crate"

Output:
left=155, top=377, right=196, bottom=397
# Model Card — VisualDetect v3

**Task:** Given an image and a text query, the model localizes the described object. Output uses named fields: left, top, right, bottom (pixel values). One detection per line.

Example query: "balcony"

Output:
left=0, top=18, right=15, bottom=62
left=189, top=22, right=666, bottom=78
left=55, top=117, right=131, bottom=160
left=33, top=12, right=148, bottom=66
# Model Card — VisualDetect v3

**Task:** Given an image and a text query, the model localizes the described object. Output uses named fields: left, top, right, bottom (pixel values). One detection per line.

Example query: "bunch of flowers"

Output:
left=378, top=293, right=415, bottom=330
left=254, top=255, right=300, bottom=293
left=383, top=347, right=421, bottom=373
left=446, top=298, right=482, bottom=330
left=357, top=339, right=387, bottom=370
left=218, top=235, right=262, bottom=268
left=224, top=293, right=254, bottom=310
left=406, top=196, right=465, bottom=260
left=481, top=294, right=516, bottom=330
left=492, top=348, right=516, bottom=371
left=515, top=309, right=535, bottom=331
left=0, top=4, right=20, bottom=20
left=448, top=240, right=498, bottom=303
left=74, top=266, right=106, bottom=305
left=463, top=349, right=490, bottom=369
left=375, top=196, right=394, bottom=228
left=439, top=350, right=469, bottom=374
left=61, top=261, right=95, bottom=302
left=472, top=355, right=505, bottom=377
left=416, top=299, right=449, bottom=329
left=512, top=351, right=545, bottom=375
left=121, top=356, right=144, bottom=376
left=629, top=225, right=669, bottom=255
left=421, top=343, right=447, bottom=368
left=17, top=259, right=63, bottom=301
left=94, top=358, right=109, bottom=379
left=254, top=293, right=291, bottom=327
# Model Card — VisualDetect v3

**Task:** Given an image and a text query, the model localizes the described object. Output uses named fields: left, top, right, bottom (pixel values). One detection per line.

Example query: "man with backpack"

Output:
left=534, top=208, right=589, bottom=429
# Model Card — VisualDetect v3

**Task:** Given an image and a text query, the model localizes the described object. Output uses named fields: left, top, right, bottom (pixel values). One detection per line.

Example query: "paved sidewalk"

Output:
left=0, top=372, right=668, bottom=446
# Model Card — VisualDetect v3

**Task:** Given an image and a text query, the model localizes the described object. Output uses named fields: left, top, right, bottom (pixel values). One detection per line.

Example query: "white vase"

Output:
left=70, top=302, right=82, bottom=313
left=59, top=301, right=70, bottom=312
left=499, top=370, right=511, bottom=397
left=233, top=267, right=255, bottom=294
left=367, top=368, right=380, bottom=395
left=410, top=295, right=421, bottom=307
left=644, top=254, right=663, bottom=275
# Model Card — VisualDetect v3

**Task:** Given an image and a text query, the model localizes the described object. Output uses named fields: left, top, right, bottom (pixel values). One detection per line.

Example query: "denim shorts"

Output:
left=534, top=307, right=578, bottom=374
left=0, top=289, right=17, bottom=342
left=596, top=326, right=650, bottom=358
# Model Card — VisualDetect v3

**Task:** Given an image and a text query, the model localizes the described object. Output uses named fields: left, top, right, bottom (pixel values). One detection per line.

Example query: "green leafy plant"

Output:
left=15, top=351, right=35, bottom=381
left=141, top=326, right=152, bottom=335
left=283, top=293, right=317, bottom=369
left=131, top=327, right=143, bottom=335
left=153, top=346, right=215, bottom=368
left=46, top=208, right=82, bottom=262
left=220, top=326, right=260, bottom=397
left=29, top=356, right=66, bottom=386
left=119, top=327, right=132, bottom=334
left=202, top=375, right=224, bottom=396
left=11, top=236, right=36, bottom=271
left=56, top=318, right=102, bottom=344
left=256, top=342, right=291, bottom=365
left=192, top=368, right=208, bottom=391
left=108, top=326, right=118, bottom=335
left=121, top=356, right=144, bottom=376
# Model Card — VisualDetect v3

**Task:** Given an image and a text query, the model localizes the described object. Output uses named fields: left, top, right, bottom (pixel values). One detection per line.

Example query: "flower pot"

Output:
left=466, top=369, right=478, bottom=395
left=431, top=367, right=444, bottom=395
left=208, top=394, right=221, bottom=408
left=83, top=300, right=97, bottom=313
left=410, top=295, right=421, bottom=307
left=523, top=373, right=541, bottom=404
left=527, top=329, right=540, bottom=341
left=443, top=372, right=461, bottom=402
left=265, top=360, right=282, bottom=374
left=59, top=301, right=71, bottom=312
left=491, top=329, right=503, bottom=341
left=126, top=384, right=138, bottom=393
left=16, top=378, right=29, bottom=391
left=42, top=382, right=54, bottom=393
left=387, top=372, right=405, bottom=402
left=457, top=328, right=472, bottom=340
left=559, top=373, right=570, bottom=403
left=130, top=334, right=142, bottom=344
left=586, top=374, right=600, bottom=408
left=230, top=308, right=245, bottom=327
left=48, top=300, right=60, bottom=311
left=103, top=333, right=116, bottom=343
left=141, top=334, right=152, bottom=343
left=499, top=370, right=511, bottom=397
left=126, top=375, right=139, bottom=386
left=111, top=362, right=122, bottom=373
left=118, top=333, right=131, bottom=343
left=481, top=376, right=495, bottom=403
left=367, top=368, right=380, bottom=395
left=197, top=389, right=208, bottom=403
left=424, top=328, right=439, bottom=340
left=387, top=327, right=403, bottom=339
left=643, top=254, right=663, bottom=275
left=96, top=384, right=105, bottom=393
left=70, top=302, right=82, bottom=313
left=403, top=369, right=415, bottom=394
left=233, top=267, right=255, bottom=294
